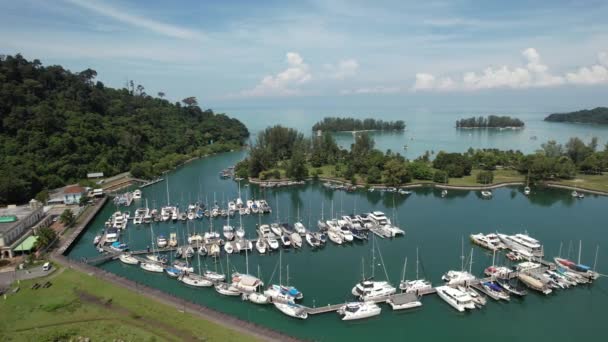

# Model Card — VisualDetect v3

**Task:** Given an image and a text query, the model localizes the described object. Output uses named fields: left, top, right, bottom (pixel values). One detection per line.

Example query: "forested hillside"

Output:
left=0, top=54, right=249, bottom=204
left=544, top=107, right=608, bottom=124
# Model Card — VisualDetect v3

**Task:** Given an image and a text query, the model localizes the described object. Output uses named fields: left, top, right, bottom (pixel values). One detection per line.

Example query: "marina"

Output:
left=65, top=151, right=608, bottom=342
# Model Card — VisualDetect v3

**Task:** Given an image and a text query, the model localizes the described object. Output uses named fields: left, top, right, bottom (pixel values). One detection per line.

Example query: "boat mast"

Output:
left=401, top=257, right=407, bottom=283
left=558, top=242, right=563, bottom=258
left=371, top=235, right=376, bottom=278
left=416, top=247, right=420, bottom=279
left=286, top=264, right=290, bottom=286
left=460, top=236, right=465, bottom=271
left=593, top=245, right=599, bottom=271
left=469, top=248, right=474, bottom=274
left=275, top=193, right=279, bottom=223
left=492, top=249, right=496, bottom=267
left=245, top=243, right=249, bottom=275
left=578, top=240, right=582, bottom=264
left=166, top=174, right=170, bottom=206
left=279, top=249, right=282, bottom=285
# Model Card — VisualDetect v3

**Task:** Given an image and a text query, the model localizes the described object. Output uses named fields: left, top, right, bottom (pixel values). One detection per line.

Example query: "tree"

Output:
left=382, top=159, right=410, bottom=186
left=157, top=91, right=165, bottom=98
left=79, top=194, right=89, bottom=206
left=580, top=154, right=602, bottom=174
left=541, top=140, right=563, bottom=158
left=33, top=226, right=57, bottom=251
left=367, top=166, right=382, bottom=184
left=285, top=148, right=308, bottom=181
left=408, top=161, right=433, bottom=180
left=477, top=170, right=494, bottom=184
left=35, top=189, right=49, bottom=204
left=433, top=170, right=448, bottom=184
left=59, top=209, right=76, bottom=228
left=565, top=137, right=592, bottom=165
left=182, top=96, right=198, bottom=107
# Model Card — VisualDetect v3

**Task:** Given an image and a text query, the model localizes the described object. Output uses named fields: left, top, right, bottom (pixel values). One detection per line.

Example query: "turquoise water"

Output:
left=68, top=151, right=608, bottom=341
left=218, top=105, right=608, bottom=157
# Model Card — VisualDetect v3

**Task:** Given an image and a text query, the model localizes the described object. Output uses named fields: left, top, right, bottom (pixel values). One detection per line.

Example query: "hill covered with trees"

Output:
left=544, top=107, right=608, bottom=125
left=312, top=117, right=406, bottom=132
left=0, top=54, right=249, bottom=204
left=456, top=115, right=524, bottom=128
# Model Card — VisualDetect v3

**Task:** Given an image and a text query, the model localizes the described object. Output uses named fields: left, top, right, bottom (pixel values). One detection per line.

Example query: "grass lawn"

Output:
left=554, top=173, right=608, bottom=192
left=0, top=267, right=260, bottom=342
left=447, top=169, right=525, bottom=186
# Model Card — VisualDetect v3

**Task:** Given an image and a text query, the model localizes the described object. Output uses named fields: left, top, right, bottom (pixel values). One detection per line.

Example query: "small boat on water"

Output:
left=280, top=234, right=291, bottom=248
left=327, top=230, right=343, bottom=244
left=441, top=189, right=448, bottom=198
left=180, top=273, right=213, bottom=287
left=93, top=234, right=101, bottom=245
left=294, top=222, right=306, bottom=236
left=496, top=279, right=528, bottom=296
left=132, top=189, right=142, bottom=199
left=168, top=232, right=178, bottom=247
left=157, top=235, right=168, bottom=248
left=290, top=232, right=302, bottom=248
left=203, top=270, right=226, bottom=282
left=266, top=235, right=280, bottom=250
left=386, top=293, right=422, bottom=311
left=140, top=262, right=164, bottom=273
left=224, top=241, right=235, bottom=254
left=119, top=253, right=139, bottom=265
left=305, top=232, right=321, bottom=248
left=524, top=186, right=531, bottom=196
left=165, top=266, right=181, bottom=278
left=255, top=238, right=267, bottom=254
left=223, top=225, right=235, bottom=241
left=571, top=191, right=585, bottom=199
left=481, top=190, right=493, bottom=198
left=214, top=282, right=241, bottom=296
left=338, top=302, right=381, bottom=320
left=243, top=292, right=269, bottom=304
left=273, top=301, right=308, bottom=319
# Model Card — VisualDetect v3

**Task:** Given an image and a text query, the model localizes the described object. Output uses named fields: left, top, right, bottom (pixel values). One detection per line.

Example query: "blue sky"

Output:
left=1, top=0, right=608, bottom=108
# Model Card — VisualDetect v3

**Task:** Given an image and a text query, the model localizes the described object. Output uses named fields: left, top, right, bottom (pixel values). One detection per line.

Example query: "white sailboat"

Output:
left=400, top=248, right=433, bottom=293
left=352, top=236, right=396, bottom=300
left=141, top=223, right=164, bottom=273
left=337, top=302, right=381, bottom=320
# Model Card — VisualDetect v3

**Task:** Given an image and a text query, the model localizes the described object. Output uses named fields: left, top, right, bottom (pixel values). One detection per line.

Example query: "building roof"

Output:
left=64, top=185, right=85, bottom=194
left=13, top=235, right=38, bottom=251
left=0, top=205, right=37, bottom=233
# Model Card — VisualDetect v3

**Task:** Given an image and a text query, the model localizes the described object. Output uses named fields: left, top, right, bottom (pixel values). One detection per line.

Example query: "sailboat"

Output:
left=399, top=248, right=432, bottom=293
left=179, top=242, right=213, bottom=287
left=442, top=238, right=476, bottom=285
left=265, top=250, right=304, bottom=301
left=243, top=265, right=270, bottom=304
left=215, top=255, right=241, bottom=296
left=231, top=247, right=264, bottom=293
left=524, top=169, right=531, bottom=196
left=140, top=223, right=165, bottom=272
left=351, top=235, right=396, bottom=300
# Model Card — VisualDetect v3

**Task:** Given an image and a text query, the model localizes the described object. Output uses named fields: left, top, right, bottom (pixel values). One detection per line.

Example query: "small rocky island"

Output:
left=456, top=115, right=524, bottom=129
left=312, top=117, right=406, bottom=132
left=544, top=107, right=608, bottom=125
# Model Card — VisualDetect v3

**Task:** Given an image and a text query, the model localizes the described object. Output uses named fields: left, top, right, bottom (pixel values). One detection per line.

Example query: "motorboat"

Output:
left=470, top=233, right=503, bottom=251
left=180, top=273, right=213, bottom=287
left=188, top=234, right=203, bottom=245
left=294, top=222, right=306, bottom=236
left=484, top=265, right=512, bottom=278
left=145, top=254, right=167, bottom=264
left=518, top=273, right=552, bottom=295
left=481, top=190, right=493, bottom=198
left=172, top=260, right=194, bottom=273
left=327, top=230, right=343, bottom=244
left=273, top=301, right=308, bottom=319
left=368, top=211, right=391, bottom=227
left=119, top=253, right=139, bottom=265
left=168, top=232, right=178, bottom=247
left=270, top=223, right=283, bottom=237
left=280, top=234, right=291, bottom=248
left=224, top=241, right=235, bottom=254
left=386, top=293, right=422, bottom=311
left=352, top=280, right=396, bottom=300
left=290, top=232, right=302, bottom=248
left=458, top=286, right=487, bottom=308
left=498, top=233, right=543, bottom=256
left=93, top=234, right=101, bottom=245
left=214, top=282, right=241, bottom=296
left=255, top=238, right=267, bottom=254
left=350, top=229, right=368, bottom=240
left=524, top=186, right=531, bottom=195
left=337, top=302, right=381, bottom=320
left=236, top=226, right=246, bottom=238
left=435, top=286, right=476, bottom=312
left=441, top=189, right=448, bottom=198
left=243, top=292, right=269, bottom=304
left=165, top=266, right=181, bottom=278
left=400, top=279, right=432, bottom=294
left=480, top=282, right=510, bottom=301
left=496, top=279, right=528, bottom=296
left=339, top=226, right=354, bottom=242
left=305, top=232, right=320, bottom=248
left=223, top=225, right=235, bottom=241
left=132, top=189, right=142, bottom=199
left=231, top=273, right=264, bottom=293
left=133, top=216, right=142, bottom=225
left=140, top=262, right=164, bottom=273
left=266, top=234, right=280, bottom=250
left=156, top=235, right=168, bottom=248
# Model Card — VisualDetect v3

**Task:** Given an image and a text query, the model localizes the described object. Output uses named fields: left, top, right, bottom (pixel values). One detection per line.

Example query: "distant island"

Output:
left=544, top=107, right=608, bottom=125
left=456, top=115, right=524, bottom=129
left=312, top=117, right=405, bottom=132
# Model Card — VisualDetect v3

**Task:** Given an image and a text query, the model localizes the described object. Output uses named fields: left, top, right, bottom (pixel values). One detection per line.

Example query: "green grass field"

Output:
left=447, top=169, right=525, bottom=186
left=553, top=173, right=608, bottom=192
left=0, top=268, right=260, bottom=342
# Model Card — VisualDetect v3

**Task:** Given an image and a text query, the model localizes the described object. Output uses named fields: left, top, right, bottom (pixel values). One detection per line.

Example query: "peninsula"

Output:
left=544, top=107, right=608, bottom=125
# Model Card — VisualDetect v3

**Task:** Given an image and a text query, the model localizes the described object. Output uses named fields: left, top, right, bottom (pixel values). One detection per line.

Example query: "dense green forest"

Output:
left=456, top=115, right=524, bottom=128
left=236, top=125, right=608, bottom=187
left=0, top=54, right=249, bottom=204
left=312, top=117, right=406, bottom=132
left=544, top=107, right=608, bottom=124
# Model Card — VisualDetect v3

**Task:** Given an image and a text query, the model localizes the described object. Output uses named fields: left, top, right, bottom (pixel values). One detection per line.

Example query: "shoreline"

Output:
left=248, top=177, right=608, bottom=196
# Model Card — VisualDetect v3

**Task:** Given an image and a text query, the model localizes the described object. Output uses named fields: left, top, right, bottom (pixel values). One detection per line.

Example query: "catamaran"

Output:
left=400, top=248, right=433, bottom=294
left=436, top=286, right=476, bottom=312
left=337, top=302, right=381, bottom=320
left=352, top=237, right=396, bottom=300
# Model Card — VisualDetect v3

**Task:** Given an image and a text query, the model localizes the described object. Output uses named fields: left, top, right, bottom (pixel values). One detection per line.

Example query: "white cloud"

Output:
left=64, top=0, right=203, bottom=41
left=341, top=86, right=400, bottom=95
left=410, top=47, right=605, bottom=91
left=566, top=51, right=608, bottom=85
left=324, top=59, right=359, bottom=79
left=241, top=52, right=312, bottom=97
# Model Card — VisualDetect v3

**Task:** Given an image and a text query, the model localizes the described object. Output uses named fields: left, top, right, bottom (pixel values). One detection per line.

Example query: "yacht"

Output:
left=258, top=224, right=272, bottom=237
left=386, top=294, right=422, bottom=311
left=436, top=286, right=476, bottom=312
left=243, top=292, right=269, bottom=305
left=231, top=273, right=264, bottom=293
left=172, top=260, right=194, bottom=273
left=496, top=279, right=528, bottom=296
left=338, top=302, right=381, bottom=320
left=441, top=270, right=476, bottom=285
left=305, top=232, right=321, bottom=248
left=270, top=223, right=283, bottom=237
left=339, top=226, right=354, bottom=242
left=165, top=266, right=181, bottom=278
left=280, top=234, right=291, bottom=248
left=224, top=241, right=235, bottom=254
left=273, top=302, right=308, bottom=319
left=498, top=233, right=543, bottom=256
left=368, top=211, right=391, bottom=227
left=203, top=270, right=226, bottom=282
left=400, top=279, right=432, bottom=294
left=351, top=280, right=396, bottom=300
left=458, top=286, right=487, bottom=308
left=168, top=232, right=178, bottom=247
left=255, top=238, right=267, bottom=254
left=119, top=253, right=139, bottom=265
left=290, top=232, right=303, bottom=248
left=480, top=281, right=510, bottom=301
left=470, top=233, right=503, bottom=251
left=214, top=282, right=241, bottom=296
left=140, top=262, right=164, bottom=273
left=554, top=257, right=599, bottom=280
left=133, top=189, right=142, bottom=199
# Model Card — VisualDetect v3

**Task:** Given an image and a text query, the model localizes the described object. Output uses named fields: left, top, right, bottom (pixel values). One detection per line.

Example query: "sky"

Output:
left=1, top=0, right=608, bottom=109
